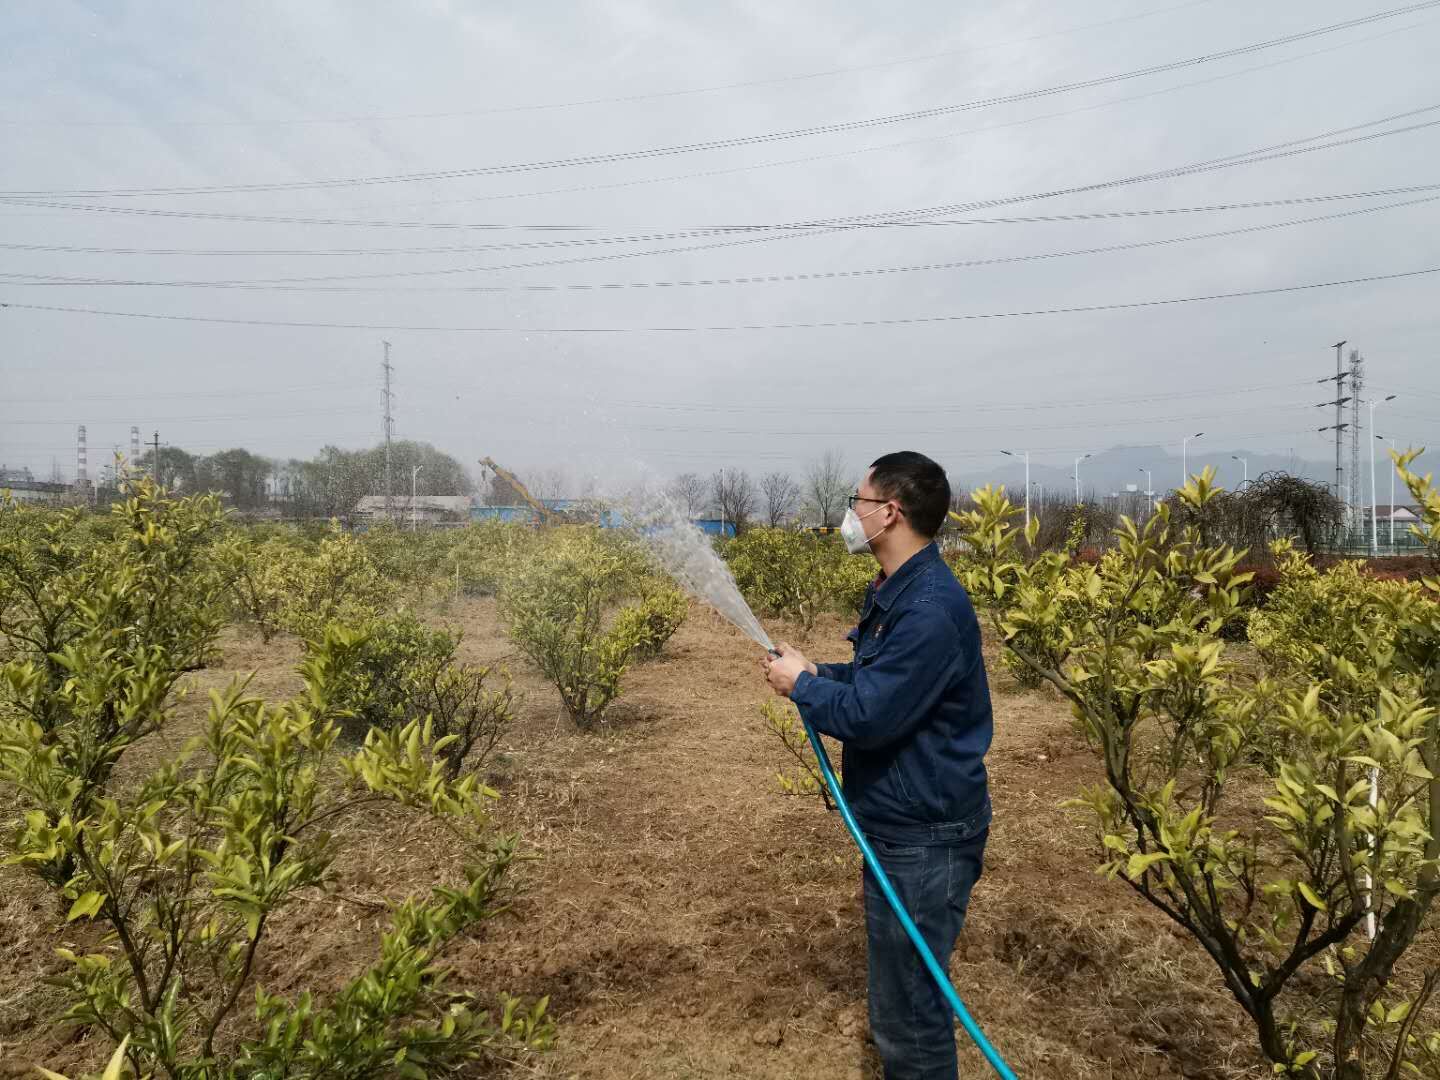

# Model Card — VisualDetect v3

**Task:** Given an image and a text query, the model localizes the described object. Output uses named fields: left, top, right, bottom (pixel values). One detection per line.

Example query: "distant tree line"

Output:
left=133, top=440, right=472, bottom=520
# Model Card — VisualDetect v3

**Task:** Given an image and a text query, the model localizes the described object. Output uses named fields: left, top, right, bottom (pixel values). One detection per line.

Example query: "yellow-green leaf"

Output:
left=66, top=891, right=104, bottom=922
left=1125, top=851, right=1171, bottom=880
left=102, top=1038, right=131, bottom=1080
left=1296, top=882, right=1327, bottom=911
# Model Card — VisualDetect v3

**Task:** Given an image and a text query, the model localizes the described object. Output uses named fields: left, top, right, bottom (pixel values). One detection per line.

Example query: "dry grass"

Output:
left=1, top=602, right=1272, bottom=1079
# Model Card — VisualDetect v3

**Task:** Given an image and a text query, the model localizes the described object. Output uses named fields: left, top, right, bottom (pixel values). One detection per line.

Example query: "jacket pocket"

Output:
left=887, top=758, right=918, bottom=806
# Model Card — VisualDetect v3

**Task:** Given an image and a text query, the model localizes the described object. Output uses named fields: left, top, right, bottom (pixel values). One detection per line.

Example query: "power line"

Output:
left=9, top=192, right=1435, bottom=293
left=8, top=98, right=1434, bottom=249
left=298, top=18, right=1434, bottom=217
left=7, top=103, right=1436, bottom=293
left=8, top=3, right=1435, bottom=199
left=6, top=22, right=1420, bottom=229
left=4, top=264, right=1437, bottom=333
left=0, top=1, right=1218, bottom=128
left=4, top=182, right=1440, bottom=257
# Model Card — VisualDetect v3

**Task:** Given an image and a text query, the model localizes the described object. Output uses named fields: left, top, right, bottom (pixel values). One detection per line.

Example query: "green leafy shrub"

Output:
left=1249, top=540, right=1418, bottom=703
left=1, top=487, right=548, bottom=1076
left=759, top=699, right=840, bottom=800
left=498, top=528, right=670, bottom=728
left=211, top=531, right=304, bottom=642
left=359, top=521, right=461, bottom=603
left=320, top=613, right=513, bottom=778
left=610, top=584, right=688, bottom=661
left=955, top=465, right=1440, bottom=1078
left=277, top=525, right=394, bottom=640
left=1, top=481, right=224, bottom=858
left=448, top=521, right=537, bottom=597
left=3, top=627, right=548, bottom=1077
left=725, top=528, right=872, bottom=630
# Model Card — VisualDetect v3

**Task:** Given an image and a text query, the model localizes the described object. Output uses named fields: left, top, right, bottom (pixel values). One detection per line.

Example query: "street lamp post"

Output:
left=1369, top=395, right=1397, bottom=555
left=1380, top=435, right=1398, bottom=550
left=1138, top=467, right=1153, bottom=518
left=1182, top=431, right=1205, bottom=488
left=1231, top=454, right=1249, bottom=487
left=411, top=464, right=424, bottom=532
left=1001, top=449, right=1030, bottom=532
left=1074, top=453, right=1092, bottom=504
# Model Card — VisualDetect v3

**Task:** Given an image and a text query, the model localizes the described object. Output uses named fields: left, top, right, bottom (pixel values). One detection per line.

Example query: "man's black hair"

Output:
left=869, top=451, right=951, bottom=538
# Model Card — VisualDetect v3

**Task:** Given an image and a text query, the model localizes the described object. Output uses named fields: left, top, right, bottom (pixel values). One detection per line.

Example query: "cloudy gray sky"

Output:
left=2, top=0, right=1438, bottom=497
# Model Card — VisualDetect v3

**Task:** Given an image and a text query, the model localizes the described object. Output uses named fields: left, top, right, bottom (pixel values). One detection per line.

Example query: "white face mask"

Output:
left=840, top=502, right=887, bottom=555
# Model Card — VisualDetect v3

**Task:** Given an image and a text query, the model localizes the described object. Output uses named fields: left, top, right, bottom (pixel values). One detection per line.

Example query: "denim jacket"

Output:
left=790, top=543, right=992, bottom=845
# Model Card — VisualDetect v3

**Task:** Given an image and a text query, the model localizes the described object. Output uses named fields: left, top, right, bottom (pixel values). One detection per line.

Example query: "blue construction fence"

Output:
left=470, top=501, right=736, bottom=537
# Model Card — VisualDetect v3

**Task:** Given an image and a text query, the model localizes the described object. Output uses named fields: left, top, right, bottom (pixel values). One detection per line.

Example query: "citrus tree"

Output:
left=954, top=465, right=1440, bottom=1078
left=1, top=482, right=224, bottom=732
left=1, top=482, right=226, bottom=891
left=3, top=628, right=549, bottom=1077
left=319, top=612, right=513, bottom=778
left=499, top=529, right=683, bottom=728
left=0, top=486, right=549, bottom=1077
left=211, top=531, right=303, bottom=642
left=725, top=527, right=872, bottom=630
left=274, top=524, right=394, bottom=640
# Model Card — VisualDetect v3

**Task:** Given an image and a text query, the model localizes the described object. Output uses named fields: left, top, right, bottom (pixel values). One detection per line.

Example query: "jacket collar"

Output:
left=872, top=542, right=940, bottom=611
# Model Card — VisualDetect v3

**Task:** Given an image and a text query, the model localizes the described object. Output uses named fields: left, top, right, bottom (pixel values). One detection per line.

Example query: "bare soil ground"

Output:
left=1, top=601, right=1269, bottom=1079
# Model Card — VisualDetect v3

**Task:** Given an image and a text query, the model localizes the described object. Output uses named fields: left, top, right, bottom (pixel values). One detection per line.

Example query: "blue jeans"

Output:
left=863, top=831, right=987, bottom=1080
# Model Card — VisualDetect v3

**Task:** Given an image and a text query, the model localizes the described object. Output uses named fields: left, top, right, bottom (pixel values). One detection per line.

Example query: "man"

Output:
left=764, top=451, right=993, bottom=1080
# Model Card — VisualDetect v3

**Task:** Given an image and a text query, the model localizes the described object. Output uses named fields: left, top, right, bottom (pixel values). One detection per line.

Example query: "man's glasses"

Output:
left=846, top=493, right=888, bottom=511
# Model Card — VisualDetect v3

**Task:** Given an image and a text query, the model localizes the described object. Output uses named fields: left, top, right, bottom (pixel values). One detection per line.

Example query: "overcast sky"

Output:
left=2, top=0, right=1438, bottom=496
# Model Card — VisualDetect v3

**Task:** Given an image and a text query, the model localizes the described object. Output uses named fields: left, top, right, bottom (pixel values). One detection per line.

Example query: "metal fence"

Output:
left=1319, top=527, right=1432, bottom=558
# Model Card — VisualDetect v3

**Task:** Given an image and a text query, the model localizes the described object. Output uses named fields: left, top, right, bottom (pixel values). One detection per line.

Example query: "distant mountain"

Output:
left=949, top=444, right=1330, bottom=499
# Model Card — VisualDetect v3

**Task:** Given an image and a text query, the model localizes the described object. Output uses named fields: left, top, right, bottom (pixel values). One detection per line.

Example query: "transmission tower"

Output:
left=1316, top=341, right=1352, bottom=523
left=382, top=341, right=395, bottom=522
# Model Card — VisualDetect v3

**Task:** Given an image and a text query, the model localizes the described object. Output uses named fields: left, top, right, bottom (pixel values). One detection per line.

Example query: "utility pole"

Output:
left=1334, top=341, right=1346, bottom=505
left=151, top=430, right=161, bottom=487
left=1316, top=341, right=1351, bottom=541
left=382, top=341, right=395, bottom=523
left=1330, top=341, right=1349, bottom=511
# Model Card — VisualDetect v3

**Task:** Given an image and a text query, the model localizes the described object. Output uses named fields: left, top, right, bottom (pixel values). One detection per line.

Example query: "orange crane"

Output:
left=478, top=457, right=560, bottom=526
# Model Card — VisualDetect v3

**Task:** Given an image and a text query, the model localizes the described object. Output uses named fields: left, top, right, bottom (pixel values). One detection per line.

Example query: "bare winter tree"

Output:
left=711, top=469, right=757, bottom=533
left=670, top=472, right=706, bottom=519
left=528, top=467, right=567, bottom=501
left=805, top=449, right=849, bottom=528
left=761, top=471, right=800, bottom=527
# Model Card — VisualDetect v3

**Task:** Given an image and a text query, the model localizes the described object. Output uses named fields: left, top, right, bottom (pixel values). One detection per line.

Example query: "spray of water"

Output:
left=619, top=482, right=774, bottom=653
